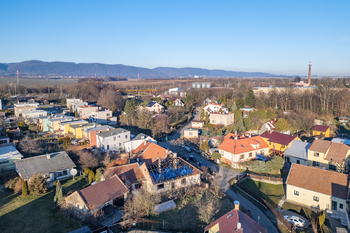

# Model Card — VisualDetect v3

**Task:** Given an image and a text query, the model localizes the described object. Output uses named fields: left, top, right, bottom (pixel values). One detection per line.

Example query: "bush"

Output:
left=88, top=170, right=95, bottom=184
left=22, top=180, right=28, bottom=197
left=211, top=152, right=221, bottom=160
left=251, top=161, right=270, bottom=174
left=14, top=178, right=23, bottom=194
left=28, top=174, right=47, bottom=196
left=95, top=168, right=104, bottom=182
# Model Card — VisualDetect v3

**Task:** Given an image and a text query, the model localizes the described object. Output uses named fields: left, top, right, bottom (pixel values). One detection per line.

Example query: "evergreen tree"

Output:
left=236, top=116, right=246, bottom=133
left=231, top=101, right=237, bottom=112
left=343, top=78, right=347, bottom=87
left=245, top=86, right=255, bottom=108
left=204, top=112, right=209, bottom=124
left=88, top=170, right=95, bottom=184
left=200, top=109, right=205, bottom=121
left=22, top=180, right=28, bottom=197
left=236, top=98, right=245, bottom=108
left=69, top=105, right=73, bottom=113
left=200, top=141, right=210, bottom=152
left=243, top=116, right=253, bottom=130
left=234, top=110, right=242, bottom=121
left=54, top=180, right=63, bottom=202
left=74, top=109, right=78, bottom=118
left=137, top=110, right=154, bottom=130
left=266, top=109, right=276, bottom=119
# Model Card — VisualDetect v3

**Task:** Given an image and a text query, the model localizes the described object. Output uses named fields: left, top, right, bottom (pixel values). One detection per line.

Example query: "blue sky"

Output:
left=0, top=0, right=349, bottom=76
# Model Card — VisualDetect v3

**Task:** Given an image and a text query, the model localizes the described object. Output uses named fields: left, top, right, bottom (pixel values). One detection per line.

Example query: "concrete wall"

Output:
left=146, top=174, right=201, bottom=194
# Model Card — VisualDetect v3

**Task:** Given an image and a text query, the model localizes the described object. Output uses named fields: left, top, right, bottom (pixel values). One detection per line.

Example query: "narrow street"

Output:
left=159, top=110, right=280, bottom=233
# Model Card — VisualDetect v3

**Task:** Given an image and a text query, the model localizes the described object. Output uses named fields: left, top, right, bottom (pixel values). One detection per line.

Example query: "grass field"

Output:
left=0, top=177, right=87, bottom=233
left=0, top=77, right=78, bottom=86
left=238, top=179, right=285, bottom=207
left=145, top=190, right=235, bottom=233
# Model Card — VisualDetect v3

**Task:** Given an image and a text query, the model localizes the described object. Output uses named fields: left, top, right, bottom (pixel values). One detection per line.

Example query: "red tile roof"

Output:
left=218, top=134, right=268, bottom=155
left=287, top=164, right=348, bottom=199
left=133, top=142, right=168, bottom=165
left=260, top=131, right=296, bottom=146
left=104, top=163, right=145, bottom=183
left=313, top=125, right=330, bottom=132
left=76, top=175, right=129, bottom=210
left=205, top=208, right=267, bottom=233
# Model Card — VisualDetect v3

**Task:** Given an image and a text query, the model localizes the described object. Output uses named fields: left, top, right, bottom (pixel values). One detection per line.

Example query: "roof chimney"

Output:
left=234, top=200, right=240, bottom=211
left=144, top=141, right=147, bottom=146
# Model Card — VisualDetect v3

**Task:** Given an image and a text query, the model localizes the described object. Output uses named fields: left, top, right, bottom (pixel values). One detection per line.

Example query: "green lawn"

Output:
left=0, top=177, right=88, bottom=233
left=145, top=190, right=236, bottom=233
left=238, top=179, right=285, bottom=207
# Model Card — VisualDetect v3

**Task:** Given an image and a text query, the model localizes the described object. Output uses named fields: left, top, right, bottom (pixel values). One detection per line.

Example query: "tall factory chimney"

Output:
left=307, top=61, right=312, bottom=87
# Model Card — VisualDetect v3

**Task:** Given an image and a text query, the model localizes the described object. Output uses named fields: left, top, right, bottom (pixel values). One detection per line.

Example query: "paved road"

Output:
left=159, top=110, right=279, bottom=233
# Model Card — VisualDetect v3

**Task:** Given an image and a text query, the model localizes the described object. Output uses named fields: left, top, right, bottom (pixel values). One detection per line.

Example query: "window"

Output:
left=0, top=161, right=9, bottom=165
left=297, top=160, right=300, bottom=164
left=119, top=143, right=121, bottom=146
left=181, top=178, right=186, bottom=185
left=313, top=196, right=319, bottom=202
left=294, top=190, right=299, bottom=196
left=125, top=135, right=128, bottom=139
left=314, top=152, right=319, bottom=157
left=260, top=150, right=264, bottom=155
left=329, top=164, right=337, bottom=171
left=113, top=137, right=116, bottom=141
left=340, top=204, right=344, bottom=209
left=135, top=183, right=142, bottom=189
left=249, top=153, right=252, bottom=157
left=212, top=120, right=216, bottom=123
left=189, top=132, right=193, bottom=136
left=220, top=121, right=224, bottom=124
left=157, top=184, right=164, bottom=190
left=62, top=170, right=68, bottom=176
left=240, top=154, right=244, bottom=160
left=212, top=116, right=216, bottom=119
left=313, top=161, right=320, bottom=166
left=221, top=116, right=224, bottom=119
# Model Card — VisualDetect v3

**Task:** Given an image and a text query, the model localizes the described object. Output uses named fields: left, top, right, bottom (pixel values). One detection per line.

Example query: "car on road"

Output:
left=284, top=215, right=305, bottom=227
left=185, top=146, right=191, bottom=152
left=189, top=155, right=197, bottom=163
left=198, top=161, right=207, bottom=168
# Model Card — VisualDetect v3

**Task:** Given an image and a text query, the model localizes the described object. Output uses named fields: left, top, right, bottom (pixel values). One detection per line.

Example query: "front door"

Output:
left=332, top=201, right=337, bottom=211
left=285, top=156, right=290, bottom=163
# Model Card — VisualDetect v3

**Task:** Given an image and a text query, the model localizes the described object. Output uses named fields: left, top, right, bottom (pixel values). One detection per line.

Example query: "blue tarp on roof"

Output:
left=149, top=164, right=193, bottom=183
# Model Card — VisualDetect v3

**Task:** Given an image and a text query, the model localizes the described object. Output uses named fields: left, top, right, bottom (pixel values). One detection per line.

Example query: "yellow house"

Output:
left=312, top=125, right=330, bottom=138
left=307, top=139, right=350, bottom=173
left=62, top=120, right=88, bottom=135
left=261, top=131, right=300, bottom=155
left=69, top=123, right=100, bottom=139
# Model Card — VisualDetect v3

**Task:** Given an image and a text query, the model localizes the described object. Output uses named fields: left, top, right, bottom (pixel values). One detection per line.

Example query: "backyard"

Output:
left=0, top=177, right=87, bottom=233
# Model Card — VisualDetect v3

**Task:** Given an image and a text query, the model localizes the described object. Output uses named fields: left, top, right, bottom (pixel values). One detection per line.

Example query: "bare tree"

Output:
left=78, top=150, right=99, bottom=169
left=196, top=191, right=221, bottom=225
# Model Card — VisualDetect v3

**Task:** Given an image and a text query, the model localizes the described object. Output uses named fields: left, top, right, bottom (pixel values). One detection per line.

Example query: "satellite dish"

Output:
left=70, top=169, right=77, bottom=176
left=237, top=222, right=241, bottom=230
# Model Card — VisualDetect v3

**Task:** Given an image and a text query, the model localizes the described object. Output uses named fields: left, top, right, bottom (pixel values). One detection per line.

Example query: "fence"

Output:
left=236, top=173, right=284, bottom=185
left=262, top=199, right=297, bottom=233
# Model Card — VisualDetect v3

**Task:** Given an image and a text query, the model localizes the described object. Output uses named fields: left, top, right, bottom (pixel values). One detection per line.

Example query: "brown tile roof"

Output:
left=308, top=139, right=332, bottom=153
left=76, top=175, right=129, bottom=210
left=287, top=164, right=349, bottom=199
left=133, top=142, right=168, bottom=165
left=218, top=134, right=268, bottom=155
left=261, top=131, right=296, bottom=146
left=313, top=125, right=330, bottom=132
left=204, top=208, right=267, bottom=233
left=104, top=163, right=145, bottom=183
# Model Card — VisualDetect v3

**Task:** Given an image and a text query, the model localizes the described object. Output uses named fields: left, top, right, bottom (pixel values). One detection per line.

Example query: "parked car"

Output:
left=256, top=154, right=267, bottom=162
left=198, top=161, right=207, bottom=168
left=185, top=146, right=191, bottom=152
left=189, top=155, right=197, bottom=163
left=284, top=215, right=305, bottom=227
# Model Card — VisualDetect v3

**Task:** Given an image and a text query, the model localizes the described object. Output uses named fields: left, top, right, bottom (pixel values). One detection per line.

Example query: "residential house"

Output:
left=0, top=145, right=23, bottom=172
left=218, top=133, right=269, bottom=165
left=15, top=151, right=76, bottom=187
left=209, top=112, right=234, bottom=126
left=204, top=201, right=267, bottom=233
left=38, top=114, right=66, bottom=132
left=339, top=116, right=350, bottom=124
left=22, top=110, right=48, bottom=124
left=82, top=125, right=115, bottom=147
left=77, top=105, right=99, bottom=119
left=307, top=139, right=350, bottom=173
left=0, top=136, right=10, bottom=145
left=67, top=98, right=88, bottom=112
left=61, top=120, right=87, bottom=135
left=65, top=175, right=129, bottom=218
left=143, top=101, right=165, bottom=113
left=144, top=156, right=202, bottom=194
left=96, top=128, right=130, bottom=152
left=312, top=125, right=330, bottom=138
left=68, top=122, right=101, bottom=139
left=283, top=140, right=310, bottom=166
left=261, top=131, right=300, bottom=156
left=47, top=116, right=77, bottom=133
left=89, top=110, right=113, bottom=124
left=103, top=162, right=148, bottom=192
left=173, top=98, right=184, bottom=106
left=132, top=141, right=170, bottom=165
left=240, top=107, right=255, bottom=118
left=203, top=97, right=214, bottom=105
left=14, top=102, right=39, bottom=117
left=191, top=120, right=205, bottom=129
left=286, top=164, right=349, bottom=218
left=203, top=103, right=229, bottom=114
left=259, top=119, right=276, bottom=134
left=331, top=138, right=350, bottom=146
left=124, top=133, right=157, bottom=153
left=183, top=128, right=199, bottom=139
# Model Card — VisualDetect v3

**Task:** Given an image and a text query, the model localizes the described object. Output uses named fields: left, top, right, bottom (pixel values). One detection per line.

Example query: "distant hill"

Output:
left=0, top=60, right=286, bottom=78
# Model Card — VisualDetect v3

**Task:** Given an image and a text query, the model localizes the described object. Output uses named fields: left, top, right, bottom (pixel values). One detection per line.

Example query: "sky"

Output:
left=0, top=0, right=349, bottom=76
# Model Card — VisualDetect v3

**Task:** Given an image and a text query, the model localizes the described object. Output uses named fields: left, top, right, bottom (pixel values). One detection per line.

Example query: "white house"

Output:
left=22, top=110, right=48, bottom=124
left=203, top=103, right=229, bottom=114
left=96, top=128, right=130, bottom=151
left=124, top=133, right=157, bottom=153
left=286, top=164, right=349, bottom=222
left=89, top=110, right=113, bottom=124
left=174, top=98, right=185, bottom=107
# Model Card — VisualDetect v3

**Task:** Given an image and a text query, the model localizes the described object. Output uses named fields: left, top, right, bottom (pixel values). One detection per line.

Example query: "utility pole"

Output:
left=15, top=84, right=16, bottom=95
left=17, top=70, right=19, bottom=94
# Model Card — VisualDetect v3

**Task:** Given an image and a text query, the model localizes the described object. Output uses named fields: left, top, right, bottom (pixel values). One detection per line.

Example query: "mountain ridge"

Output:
left=0, top=60, right=287, bottom=78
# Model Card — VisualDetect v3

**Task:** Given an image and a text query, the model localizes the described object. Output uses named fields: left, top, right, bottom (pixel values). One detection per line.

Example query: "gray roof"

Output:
left=84, top=125, right=114, bottom=133
left=69, top=122, right=95, bottom=129
left=283, top=140, right=310, bottom=160
left=0, top=146, right=23, bottom=161
left=96, top=128, right=130, bottom=138
left=15, top=151, right=76, bottom=180
left=146, top=101, right=157, bottom=107
left=331, top=138, right=350, bottom=146
left=133, top=133, right=150, bottom=141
